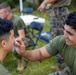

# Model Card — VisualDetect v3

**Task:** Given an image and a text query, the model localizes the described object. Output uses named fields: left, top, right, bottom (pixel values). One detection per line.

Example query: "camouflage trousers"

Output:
left=48, top=7, right=69, bottom=39
left=24, top=35, right=33, bottom=47
left=48, top=7, right=69, bottom=69
left=15, top=34, right=33, bottom=47
left=12, top=35, right=33, bottom=59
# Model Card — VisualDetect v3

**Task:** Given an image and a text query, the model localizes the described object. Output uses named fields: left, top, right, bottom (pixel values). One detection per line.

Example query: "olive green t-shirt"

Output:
left=52, top=0, right=71, bottom=8
left=0, top=61, right=11, bottom=75
left=10, top=14, right=28, bottom=37
left=45, top=35, right=76, bottom=75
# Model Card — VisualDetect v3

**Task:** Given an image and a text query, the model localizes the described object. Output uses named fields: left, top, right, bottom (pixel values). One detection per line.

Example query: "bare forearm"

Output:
left=15, top=40, right=52, bottom=62
left=43, top=0, right=57, bottom=5
left=18, top=29, right=25, bottom=41
left=22, top=47, right=51, bottom=62
left=22, top=49, right=44, bottom=62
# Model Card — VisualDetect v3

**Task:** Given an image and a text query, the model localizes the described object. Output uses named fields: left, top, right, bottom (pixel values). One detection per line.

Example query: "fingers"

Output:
left=14, top=40, right=19, bottom=45
left=16, top=49, right=20, bottom=55
left=38, top=3, right=46, bottom=12
left=14, top=38, right=26, bottom=55
left=15, top=38, right=23, bottom=45
left=38, top=6, right=44, bottom=12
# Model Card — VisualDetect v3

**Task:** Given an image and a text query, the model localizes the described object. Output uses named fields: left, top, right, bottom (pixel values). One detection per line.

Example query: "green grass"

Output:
left=4, top=52, right=56, bottom=75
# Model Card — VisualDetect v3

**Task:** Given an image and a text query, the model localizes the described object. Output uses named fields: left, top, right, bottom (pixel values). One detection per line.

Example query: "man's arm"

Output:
left=42, top=0, right=57, bottom=5
left=18, top=29, right=25, bottom=41
left=15, top=39, right=52, bottom=62
left=38, top=0, right=57, bottom=11
left=22, top=46, right=51, bottom=62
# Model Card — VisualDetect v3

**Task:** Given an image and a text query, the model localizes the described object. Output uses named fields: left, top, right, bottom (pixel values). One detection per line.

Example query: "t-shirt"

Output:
left=10, top=14, right=28, bottom=37
left=0, top=61, right=11, bottom=75
left=45, top=35, right=76, bottom=75
left=52, top=0, right=71, bottom=8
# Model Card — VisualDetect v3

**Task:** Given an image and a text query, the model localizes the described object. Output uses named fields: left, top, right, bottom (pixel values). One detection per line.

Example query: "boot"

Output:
left=16, top=57, right=28, bottom=72
left=51, top=66, right=58, bottom=72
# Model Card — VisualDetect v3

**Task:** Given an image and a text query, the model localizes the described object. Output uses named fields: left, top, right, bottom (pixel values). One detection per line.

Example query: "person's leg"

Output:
left=17, top=57, right=28, bottom=72
left=16, top=37, right=30, bottom=72
left=48, top=7, right=70, bottom=75
left=48, top=68, right=70, bottom=75
left=12, top=48, right=28, bottom=72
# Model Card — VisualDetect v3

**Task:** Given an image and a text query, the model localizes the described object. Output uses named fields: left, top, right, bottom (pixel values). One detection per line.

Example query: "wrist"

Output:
left=22, top=50, right=27, bottom=57
left=43, top=1, right=47, bottom=6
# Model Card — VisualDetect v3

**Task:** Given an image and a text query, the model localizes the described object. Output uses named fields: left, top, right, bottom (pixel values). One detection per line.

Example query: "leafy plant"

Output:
left=23, top=2, right=39, bottom=9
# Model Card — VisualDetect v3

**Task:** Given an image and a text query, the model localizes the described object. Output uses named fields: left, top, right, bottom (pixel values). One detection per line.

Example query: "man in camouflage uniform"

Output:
left=38, top=0, right=71, bottom=75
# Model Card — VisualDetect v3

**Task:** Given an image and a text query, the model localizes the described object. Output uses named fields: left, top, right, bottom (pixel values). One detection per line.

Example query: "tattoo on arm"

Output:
left=38, top=49, right=42, bottom=62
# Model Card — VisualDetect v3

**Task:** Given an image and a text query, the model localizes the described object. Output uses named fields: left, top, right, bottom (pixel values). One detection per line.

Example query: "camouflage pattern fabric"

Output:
left=56, top=54, right=67, bottom=69
left=24, top=36, right=33, bottom=47
left=48, top=7, right=68, bottom=39
left=48, top=67, right=70, bottom=75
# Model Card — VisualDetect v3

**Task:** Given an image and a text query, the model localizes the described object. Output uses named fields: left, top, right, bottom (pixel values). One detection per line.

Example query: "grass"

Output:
left=4, top=52, right=56, bottom=75
left=3, top=6, right=76, bottom=75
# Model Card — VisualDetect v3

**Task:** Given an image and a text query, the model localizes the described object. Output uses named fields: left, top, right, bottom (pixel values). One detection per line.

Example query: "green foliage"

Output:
left=0, top=0, right=39, bottom=9
left=23, top=2, right=39, bottom=10
left=68, top=0, right=76, bottom=11
left=72, top=0, right=76, bottom=5
left=0, top=0, right=19, bottom=8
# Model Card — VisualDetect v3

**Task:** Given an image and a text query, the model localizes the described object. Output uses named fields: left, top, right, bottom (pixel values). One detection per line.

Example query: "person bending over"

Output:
left=15, top=12, right=76, bottom=75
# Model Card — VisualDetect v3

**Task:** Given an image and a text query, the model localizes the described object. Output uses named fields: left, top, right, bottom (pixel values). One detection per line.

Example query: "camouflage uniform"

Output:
left=48, top=7, right=69, bottom=69
left=49, top=7, right=68, bottom=39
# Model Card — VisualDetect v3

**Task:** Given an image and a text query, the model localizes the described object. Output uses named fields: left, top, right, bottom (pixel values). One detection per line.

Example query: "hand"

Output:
left=38, top=2, right=46, bottom=12
left=14, top=38, right=26, bottom=56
